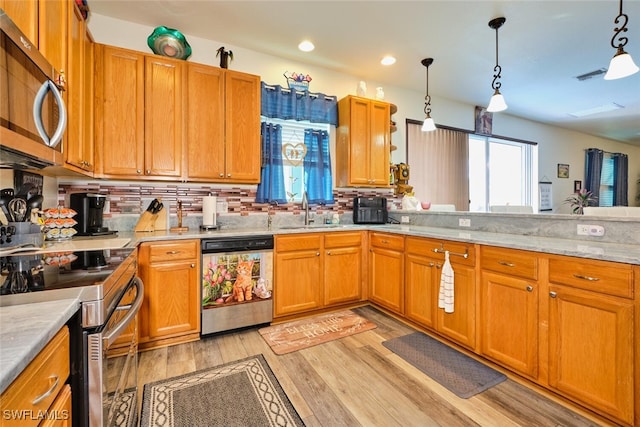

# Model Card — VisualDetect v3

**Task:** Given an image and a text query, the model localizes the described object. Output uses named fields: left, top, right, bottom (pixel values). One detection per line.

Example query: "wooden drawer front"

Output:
left=0, top=327, right=70, bottom=427
left=481, top=246, right=538, bottom=280
left=276, top=234, right=322, bottom=252
left=325, top=231, right=362, bottom=249
left=406, top=237, right=475, bottom=267
left=146, top=240, right=199, bottom=262
left=548, top=256, right=633, bottom=298
left=370, top=232, right=404, bottom=251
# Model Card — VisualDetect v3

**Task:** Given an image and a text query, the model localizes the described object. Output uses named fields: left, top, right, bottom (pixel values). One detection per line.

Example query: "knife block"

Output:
left=134, top=211, right=158, bottom=232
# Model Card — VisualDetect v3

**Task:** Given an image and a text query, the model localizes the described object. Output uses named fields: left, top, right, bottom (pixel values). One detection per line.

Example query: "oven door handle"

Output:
left=103, top=277, right=144, bottom=347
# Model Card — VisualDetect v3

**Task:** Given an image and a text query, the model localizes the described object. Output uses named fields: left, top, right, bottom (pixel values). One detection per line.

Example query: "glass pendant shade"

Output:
left=487, top=89, right=508, bottom=112
left=604, top=48, right=640, bottom=80
left=422, top=114, right=436, bottom=132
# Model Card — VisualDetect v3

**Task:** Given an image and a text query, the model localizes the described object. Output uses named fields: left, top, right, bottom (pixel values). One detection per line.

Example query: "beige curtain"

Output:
left=407, top=124, right=469, bottom=211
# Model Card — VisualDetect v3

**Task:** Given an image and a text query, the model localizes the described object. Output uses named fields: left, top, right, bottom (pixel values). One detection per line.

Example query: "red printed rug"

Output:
left=258, top=310, right=377, bottom=355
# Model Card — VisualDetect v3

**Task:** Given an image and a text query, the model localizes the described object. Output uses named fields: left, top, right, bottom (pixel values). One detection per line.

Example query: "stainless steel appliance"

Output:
left=353, top=196, right=388, bottom=224
left=201, top=235, right=273, bottom=335
left=0, top=247, right=141, bottom=427
left=70, top=193, right=117, bottom=236
left=0, top=9, right=67, bottom=169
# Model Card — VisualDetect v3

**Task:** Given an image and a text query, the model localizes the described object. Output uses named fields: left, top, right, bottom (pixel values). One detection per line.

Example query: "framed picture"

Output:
left=474, top=106, right=493, bottom=136
left=557, top=163, right=569, bottom=178
left=574, top=180, right=582, bottom=192
left=13, top=171, right=43, bottom=196
left=539, top=181, right=553, bottom=211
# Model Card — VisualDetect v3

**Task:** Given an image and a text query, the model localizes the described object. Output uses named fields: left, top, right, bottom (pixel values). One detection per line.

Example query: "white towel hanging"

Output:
left=438, top=251, right=455, bottom=313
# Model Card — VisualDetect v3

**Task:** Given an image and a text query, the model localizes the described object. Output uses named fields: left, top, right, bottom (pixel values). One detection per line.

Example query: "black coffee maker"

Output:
left=70, top=193, right=116, bottom=236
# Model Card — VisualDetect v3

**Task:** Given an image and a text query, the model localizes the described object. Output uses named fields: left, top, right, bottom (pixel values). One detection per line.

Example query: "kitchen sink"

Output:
left=278, top=224, right=350, bottom=230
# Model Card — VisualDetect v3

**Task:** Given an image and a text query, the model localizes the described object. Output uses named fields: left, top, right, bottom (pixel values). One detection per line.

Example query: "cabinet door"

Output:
left=370, top=246, right=404, bottom=314
left=38, top=0, right=66, bottom=74
left=275, top=247, right=323, bottom=316
left=480, top=271, right=538, bottom=378
left=368, top=100, right=390, bottom=185
left=347, top=97, right=371, bottom=185
left=548, top=285, right=634, bottom=425
left=436, top=263, right=476, bottom=349
left=185, top=63, right=225, bottom=180
left=405, top=253, right=438, bottom=329
left=94, top=44, right=144, bottom=177
left=224, top=71, right=261, bottom=182
left=324, top=240, right=362, bottom=306
left=1, top=0, right=38, bottom=44
left=144, top=56, right=183, bottom=177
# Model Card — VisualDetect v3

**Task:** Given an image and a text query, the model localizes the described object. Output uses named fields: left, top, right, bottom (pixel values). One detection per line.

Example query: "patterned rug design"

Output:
left=383, top=332, right=507, bottom=398
left=140, top=354, right=304, bottom=427
left=258, top=310, right=377, bottom=355
left=106, top=388, right=137, bottom=427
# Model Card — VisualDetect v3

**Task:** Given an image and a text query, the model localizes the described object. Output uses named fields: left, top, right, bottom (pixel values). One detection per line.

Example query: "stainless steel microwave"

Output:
left=0, top=8, right=67, bottom=169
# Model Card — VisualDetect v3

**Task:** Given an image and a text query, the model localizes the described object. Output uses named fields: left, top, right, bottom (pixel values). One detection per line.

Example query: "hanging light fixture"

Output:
left=487, top=17, right=508, bottom=112
left=604, top=0, right=639, bottom=80
left=421, top=58, right=436, bottom=132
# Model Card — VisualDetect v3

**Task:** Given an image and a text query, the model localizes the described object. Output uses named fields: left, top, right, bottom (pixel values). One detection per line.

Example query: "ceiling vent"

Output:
left=575, top=68, right=607, bottom=81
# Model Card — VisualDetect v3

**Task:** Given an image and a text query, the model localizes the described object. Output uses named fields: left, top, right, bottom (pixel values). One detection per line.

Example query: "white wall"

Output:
left=88, top=14, right=640, bottom=213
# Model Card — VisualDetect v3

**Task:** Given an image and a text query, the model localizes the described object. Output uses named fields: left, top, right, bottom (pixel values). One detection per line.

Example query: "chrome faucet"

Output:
left=302, top=191, right=313, bottom=225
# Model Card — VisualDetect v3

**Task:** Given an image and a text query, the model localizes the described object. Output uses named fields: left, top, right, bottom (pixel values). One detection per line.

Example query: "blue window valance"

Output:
left=261, top=82, right=338, bottom=126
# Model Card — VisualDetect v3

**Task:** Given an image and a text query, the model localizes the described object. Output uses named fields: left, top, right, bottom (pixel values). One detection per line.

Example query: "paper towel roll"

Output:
left=202, top=196, right=217, bottom=226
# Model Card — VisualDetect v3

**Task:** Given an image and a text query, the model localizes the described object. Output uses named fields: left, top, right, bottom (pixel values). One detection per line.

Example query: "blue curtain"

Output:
left=584, top=148, right=603, bottom=202
left=256, top=123, right=287, bottom=204
left=303, top=129, right=334, bottom=204
left=261, top=82, right=338, bottom=126
left=612, top=153, right=628, bottom=206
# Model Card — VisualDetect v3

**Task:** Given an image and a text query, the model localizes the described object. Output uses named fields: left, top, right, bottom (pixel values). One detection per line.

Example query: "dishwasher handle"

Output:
left=103, top=277, right=143, bottom=347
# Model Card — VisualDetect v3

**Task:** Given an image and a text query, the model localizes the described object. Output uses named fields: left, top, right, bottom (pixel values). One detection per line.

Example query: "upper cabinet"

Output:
left=185, top=64, right=261, bottom=183
left=336, top=96, right=390, bottom=187
left=0, top=0, right=38, bottom=47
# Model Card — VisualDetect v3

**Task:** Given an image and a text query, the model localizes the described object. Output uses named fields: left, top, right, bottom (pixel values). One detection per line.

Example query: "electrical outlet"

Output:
left=400, top=216, right=410, bottom=224
left=588, top=225, right=605, bottom=236
left=577, top=224, right=590, bottom=235
left=459, top=218, right=471, bottom=227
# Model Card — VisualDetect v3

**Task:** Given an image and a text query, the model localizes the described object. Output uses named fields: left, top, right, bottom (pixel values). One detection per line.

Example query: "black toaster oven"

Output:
left=353, top=197, right=388, bottom=224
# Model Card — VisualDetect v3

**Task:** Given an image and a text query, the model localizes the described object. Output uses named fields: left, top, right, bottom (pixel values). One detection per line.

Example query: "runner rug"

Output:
left=140, top=354, right=305, bottom=427
left=383, top=332, right=507, bottom=398
left=259, top=310, right=377, bottom=355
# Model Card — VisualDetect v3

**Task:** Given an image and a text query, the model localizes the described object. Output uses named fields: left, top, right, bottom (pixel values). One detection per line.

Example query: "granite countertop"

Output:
left=0, top=298, right=80, bottom=394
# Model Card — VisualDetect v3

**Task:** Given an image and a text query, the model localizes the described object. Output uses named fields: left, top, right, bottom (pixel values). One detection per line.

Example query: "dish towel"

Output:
left=438, top=251, right=455, bottom=313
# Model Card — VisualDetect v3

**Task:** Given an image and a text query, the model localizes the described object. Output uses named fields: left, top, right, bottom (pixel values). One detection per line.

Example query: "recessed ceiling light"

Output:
left=569, top=102, right=624, bottom=117
left=381, top=56, right=396, bottom=66
left=298, top=40, right=314, bottom=52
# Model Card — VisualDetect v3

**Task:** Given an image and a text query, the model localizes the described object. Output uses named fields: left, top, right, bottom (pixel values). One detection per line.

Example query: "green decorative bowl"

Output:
left=147, top=26, right=192, bottom=60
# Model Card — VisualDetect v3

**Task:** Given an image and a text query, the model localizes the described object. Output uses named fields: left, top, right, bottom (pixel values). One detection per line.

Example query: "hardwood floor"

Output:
left=132, top=306, right=613, bottom=426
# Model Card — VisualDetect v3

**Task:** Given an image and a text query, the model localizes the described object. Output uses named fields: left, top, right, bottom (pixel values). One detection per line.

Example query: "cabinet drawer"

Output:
left=406, top=237, right=475, bottom=267
left=548, top=255, right=633, bottom=298
left=370, top=232, right=404, bottom=251
left=276, top=234, right=322, bottom=252
left=0, top=327, right=70, bottom=427
left=481, top=246, right=538, bottom=280
left=325, top=231, right=362, bottom=249
left=145, top=240, right=199, bottom=262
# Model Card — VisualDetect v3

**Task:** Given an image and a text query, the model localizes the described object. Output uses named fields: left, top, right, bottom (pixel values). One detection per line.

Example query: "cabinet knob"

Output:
left=146, top=169, right=151, bottom=174
left=191, top=263, right=195, bottom=268
left=316, top=252, right=320, bottom=256
left=137, top=169, right=142, bottom=174
left=219, top=173, right=224, bottom=177
left=549, top=291, right=557, bottom=298
left=526, top=285, right=534, bottom=292
left=327, top=251, right=332, bottom=255
left=428, top=262, right=435, bottom=267
left=227, top=174, right=232, bottom=177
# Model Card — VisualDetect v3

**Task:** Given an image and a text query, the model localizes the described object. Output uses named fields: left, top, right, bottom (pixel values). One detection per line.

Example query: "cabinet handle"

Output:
left=316, top=252, right=320, bottom=256
left=167, top=250, right=179, bottom=255
left=526, top=285, right=534, bottom=292
left=146, top=169, right=151, bottom=175
left=219, top=173, right=224, bottom=177
left=327, top=251, right=332, bottom=255
left=428, top=262, right=435, bottom=267
left=436, top=263, right=441, bottom=269
left=572, top=274, right=600, bottom=282
left=227, top=174, right=231, bottom=177
left=381, top=240, right=388, bottom=244
left=498, top=260, right=515, bottom=267
left=136, top=169, right=142, bottom=174
left=191, top=263, right=195, bottom=268
left=32, top=375, right=59, bottom=405
left=549, top=291, right=557, bottom=298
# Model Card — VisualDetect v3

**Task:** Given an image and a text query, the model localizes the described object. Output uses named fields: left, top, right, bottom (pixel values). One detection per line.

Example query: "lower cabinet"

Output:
left=138, top=239, right=201, bottom=350
left=369, top=232, right=405, bottom=314
left=274, top=232, right=365, bottom=318
left=404, top=237, right=476, bottom=349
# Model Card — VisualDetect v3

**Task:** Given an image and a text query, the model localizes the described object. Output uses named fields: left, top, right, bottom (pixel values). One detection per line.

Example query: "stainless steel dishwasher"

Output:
left=200, top=235, right=274, bottom=335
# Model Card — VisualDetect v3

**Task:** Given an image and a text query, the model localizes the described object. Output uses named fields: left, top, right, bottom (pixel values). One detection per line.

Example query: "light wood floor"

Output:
left=133, top=306, right=613, bottom=426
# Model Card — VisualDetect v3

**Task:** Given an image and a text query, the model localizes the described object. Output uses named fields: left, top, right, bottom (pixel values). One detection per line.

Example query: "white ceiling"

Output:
left=90, top=0, right=640, bottom=145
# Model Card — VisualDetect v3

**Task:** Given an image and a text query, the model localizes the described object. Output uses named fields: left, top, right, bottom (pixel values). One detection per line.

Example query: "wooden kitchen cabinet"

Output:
left=479, top=246, right=539, bottom=378
left=185, top=64, right=260, bottom=183
left=369, top=232, right=404, bottom=314
left=547, top=255, right=634, bottom=425
left=336, top=96, right=390, bottom=187
left=404, top=237, right=477, bottom=349
left=1, top=0, right=38, bottom=43
left=324, top=232, right=364, bottom=306
left=95, top=44, right=183, bottom=179
left=137, top=240, right=200, bottom=350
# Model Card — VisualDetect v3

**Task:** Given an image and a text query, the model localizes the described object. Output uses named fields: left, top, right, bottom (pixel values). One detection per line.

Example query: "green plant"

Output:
left=564, top=188, right=598, bottom=215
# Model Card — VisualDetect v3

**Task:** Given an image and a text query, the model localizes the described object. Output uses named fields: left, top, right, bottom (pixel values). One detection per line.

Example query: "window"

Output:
left=598, top=152, right=614, bottom=206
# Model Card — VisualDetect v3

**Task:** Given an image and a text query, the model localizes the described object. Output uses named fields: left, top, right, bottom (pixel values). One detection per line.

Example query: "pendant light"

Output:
left=487, top=17, right=508, bottom=112
left=604, top=0, right=639, bottom=80
left=421, top=58, right=436, bottom=132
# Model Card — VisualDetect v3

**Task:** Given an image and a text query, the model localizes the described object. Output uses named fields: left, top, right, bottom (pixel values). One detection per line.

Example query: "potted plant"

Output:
left=564, top=188, right=598, bottom=214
